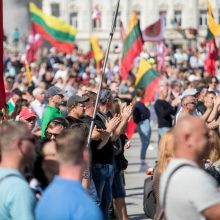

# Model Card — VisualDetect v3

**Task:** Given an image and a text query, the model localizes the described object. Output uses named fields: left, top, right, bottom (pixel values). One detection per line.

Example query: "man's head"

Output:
left=109, top=81, right=119, bottom=98
left=67, top=95, right=88, bottom=119
left=159, top=86, right=169, bottom=99
left=45, top=117, right=69, bottom=141
left=19, top=107, right=37, bottom=131
left=83, top=91, right=97, bottom=117
left=11, top=88, right=23, bottom=103
left=181, top=89, right=198, bottom=113
left=0, top=121, right=36, bottom=167
left=100, top=89, right=113, bottom=109
left=171, top=80, right=181, bottom=93
left=46, top=86, right=65, bottom=108
left=55, top=125, right=89, bottom=168
left=174, top=116, right=210, bottom=163
left=33, top=88, right=45, bottom=104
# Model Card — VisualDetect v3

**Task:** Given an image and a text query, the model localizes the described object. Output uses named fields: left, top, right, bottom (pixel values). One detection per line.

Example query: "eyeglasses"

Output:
left=186, top=102, right=197, bottom=105
left=45, top=131, right=59, bottom=139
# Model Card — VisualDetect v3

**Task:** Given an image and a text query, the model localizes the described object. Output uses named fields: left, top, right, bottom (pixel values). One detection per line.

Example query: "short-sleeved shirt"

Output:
left=41, top=105, right=64, bottom=137
left=35, top=176, right=102, bottom=220
left=160, top=159, right=220, bottom=220
left=0, top=168, right=36, bottom=220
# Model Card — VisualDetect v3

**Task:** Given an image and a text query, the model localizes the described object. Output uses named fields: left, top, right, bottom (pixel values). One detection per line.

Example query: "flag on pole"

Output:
left=0, top=0, right=5, bottom=108
left=120, top=20, right=126, bottom=43
left=26, top=23, right=42, bottom=63
left=204, top=0, right=219, bottom=75
left=121, top=12, right=143, bottom=80
left=142, top=15, right=165, bottom=42
left=29, top=2, right=77, bottom=54
left=207, top=0, right=220, bottom=38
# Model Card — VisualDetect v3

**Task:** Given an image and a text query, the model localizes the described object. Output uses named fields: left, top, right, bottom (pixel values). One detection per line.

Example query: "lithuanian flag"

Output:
left=89, top=37, right=104, bottom=63
left=207, top=0, right=220, bottom=40
left=121, top=12, right=143, bottom=80
left=29, top=2, right=77, bottom=54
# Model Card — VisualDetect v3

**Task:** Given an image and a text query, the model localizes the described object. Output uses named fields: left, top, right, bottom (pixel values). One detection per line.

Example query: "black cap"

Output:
left=67, top=95, right=89, bottom=108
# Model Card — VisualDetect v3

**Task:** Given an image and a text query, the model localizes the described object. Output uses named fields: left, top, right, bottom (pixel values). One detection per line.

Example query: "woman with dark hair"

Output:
left=133, top=88, right=151, bottom=171
left=10, top=98, right=29, bottom=120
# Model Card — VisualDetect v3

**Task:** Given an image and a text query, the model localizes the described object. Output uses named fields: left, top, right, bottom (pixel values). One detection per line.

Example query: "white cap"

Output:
left=33, top=88, right=44, bottom=97
left=180, top=88, right=198, bottom=100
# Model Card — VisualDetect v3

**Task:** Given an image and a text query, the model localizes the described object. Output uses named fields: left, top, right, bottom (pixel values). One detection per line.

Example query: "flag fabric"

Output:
left=126, top=119, right=136, bottom=140
left=142, top=15, right=165, bottom=42
left=121, top=12, right=143, bottom=80
left=204, top=0, right=219, bottom=75
left=29, top=2, right=77, bottom=54
left=26, top=23, right=42, bottom=63
left=0, top=0, right=5, bottom=108
left=207, top=0, right=220, bottom=38
left=205, top=38, right=218, bottom=75
left=89, top=37, right=104, bottom=63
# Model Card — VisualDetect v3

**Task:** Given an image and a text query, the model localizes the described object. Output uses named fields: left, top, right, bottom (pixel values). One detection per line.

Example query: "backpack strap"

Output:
left=162, top=163, right=194, bottom=218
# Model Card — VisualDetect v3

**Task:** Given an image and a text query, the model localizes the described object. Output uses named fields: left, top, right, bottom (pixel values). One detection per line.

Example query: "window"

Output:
left=199, top=10, right=207, bottom=27
left=174, top=10, right=182, bottom=27
left=51, top=3, right=60, bottom=17
left=159, top=11, right=167, bottom=27
left=70, top=12, right=78, bottom=28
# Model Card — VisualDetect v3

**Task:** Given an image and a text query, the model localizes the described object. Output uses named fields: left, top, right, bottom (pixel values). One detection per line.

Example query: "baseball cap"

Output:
left=67, top=95, right=89, bottom=108
left=180, top=88, right=198, bottom=100
left=100, top=89, right=112, bottom=104
left=19, top=107, right=37, bottom=120
left=46, top=86, right=65, bottom=99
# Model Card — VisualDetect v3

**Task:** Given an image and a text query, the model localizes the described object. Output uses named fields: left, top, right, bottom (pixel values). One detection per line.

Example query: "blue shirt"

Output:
left=0, top=168, right=36, bottom=220
left=36, top=176, right=103, bottom=220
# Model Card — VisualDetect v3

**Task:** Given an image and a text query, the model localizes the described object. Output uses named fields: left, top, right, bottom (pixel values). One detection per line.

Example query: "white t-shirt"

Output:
left=160, top=159, right=220, bottom=220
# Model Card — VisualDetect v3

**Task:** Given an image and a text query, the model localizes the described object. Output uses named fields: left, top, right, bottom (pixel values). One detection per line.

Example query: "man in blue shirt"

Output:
left=36, top=126, right=103, bottom=220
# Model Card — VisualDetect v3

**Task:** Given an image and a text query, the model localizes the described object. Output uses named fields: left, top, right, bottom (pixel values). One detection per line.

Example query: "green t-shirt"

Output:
left=0, top=168, right=36, bottom=220
left=41, top=105, right=64, bottom=137
left=7, top=100, right=15, bottom=115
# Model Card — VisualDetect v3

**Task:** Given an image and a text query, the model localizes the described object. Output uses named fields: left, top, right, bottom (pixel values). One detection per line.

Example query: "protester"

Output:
left=160, top=116, right=220, bottom=220
left=10, top=98, right=29, bottom=120
left=133, top=88, right=151, bottom=171
left=35, top=127, right=103, bottom=220
left=30, top=88, right=46, bottom=125
left=41, top=86, right=65, bottom=137
left=0, top=121, right=36, bottom=220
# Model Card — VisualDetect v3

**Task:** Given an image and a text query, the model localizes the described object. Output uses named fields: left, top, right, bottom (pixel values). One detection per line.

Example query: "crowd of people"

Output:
left=1, top=33, right=220, bottom=220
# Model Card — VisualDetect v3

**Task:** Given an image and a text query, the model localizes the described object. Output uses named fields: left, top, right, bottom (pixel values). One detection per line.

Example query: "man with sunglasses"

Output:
left=0, top=121, right=36, bottom=220
left=44, top=117, right=69, bottom=141
left=66, top=95, right=89, bottom=126
left=41, top=86, right=65, bottom=137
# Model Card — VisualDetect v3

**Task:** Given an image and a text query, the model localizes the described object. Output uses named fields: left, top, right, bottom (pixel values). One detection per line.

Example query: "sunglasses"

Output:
left=186, top=102, right=196, bottom=105
left=45, top=131, right=59, bottom=139
left=25, top=117, right=36, bottom=123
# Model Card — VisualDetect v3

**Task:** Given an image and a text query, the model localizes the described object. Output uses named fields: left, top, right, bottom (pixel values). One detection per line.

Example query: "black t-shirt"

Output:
left=66, top=116, right=83, bottom=126
left=82, top=113, right=114, bottom=165
left=154, top=99, right=177, bottom=128
left=133, top=101, right=150, bottom=124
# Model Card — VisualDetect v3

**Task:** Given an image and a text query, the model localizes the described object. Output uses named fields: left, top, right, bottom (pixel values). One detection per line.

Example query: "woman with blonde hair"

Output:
left=152, top=129, right=175, bottom=220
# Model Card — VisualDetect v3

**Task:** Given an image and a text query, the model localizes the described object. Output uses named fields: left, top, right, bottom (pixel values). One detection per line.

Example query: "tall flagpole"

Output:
left=87, top=0, right=121, bottom=148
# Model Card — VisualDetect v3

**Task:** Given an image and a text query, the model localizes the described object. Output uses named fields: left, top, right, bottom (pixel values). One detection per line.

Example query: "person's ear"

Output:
left=82, top=149, right=89, bottom=166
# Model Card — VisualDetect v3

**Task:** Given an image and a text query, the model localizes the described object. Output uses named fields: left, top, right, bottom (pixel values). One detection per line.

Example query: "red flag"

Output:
left=26, top=23, right=43, bottom=63
left=142, top=15, right=165, bottom=42
left=204, top=38, right=218, bottom=75
left=126, top=119, right=137, bottom=140
left=0, top=0, right=5, bottom=108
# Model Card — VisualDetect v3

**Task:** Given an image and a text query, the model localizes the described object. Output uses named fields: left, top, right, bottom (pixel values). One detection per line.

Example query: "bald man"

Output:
left=159, top=116, right=220, bottom=220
